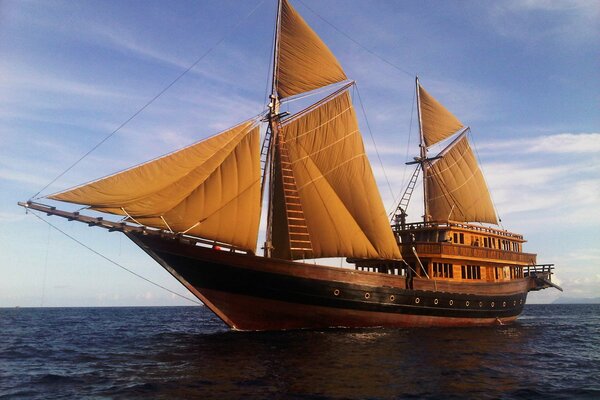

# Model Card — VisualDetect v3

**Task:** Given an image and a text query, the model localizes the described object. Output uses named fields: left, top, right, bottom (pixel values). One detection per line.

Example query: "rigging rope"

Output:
left=297, top=0, right=415, bottom=78
left=470, top=130, right=503, bottom=227
left=28, top=211, right=203, bottom=306
left=388, top=88, right=417, bottom=218
left=354, top=84, right=396, bottom=202
left=30, top=0, right=266, bottom=201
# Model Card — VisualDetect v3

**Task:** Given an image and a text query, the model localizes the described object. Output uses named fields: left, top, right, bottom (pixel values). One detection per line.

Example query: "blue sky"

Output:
left=1, top=0, right=598, bottom=307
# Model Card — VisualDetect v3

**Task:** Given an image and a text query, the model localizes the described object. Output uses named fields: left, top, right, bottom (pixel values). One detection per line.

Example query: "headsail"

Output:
left=418, top=84, right=464, bottom=147
left=276, top=0, right=347, bottom=99
left=48, top=120, right=262, bottom=251
left=426, top=131, right=498, bottom=224
left=271, top=89, right=401, bottom=260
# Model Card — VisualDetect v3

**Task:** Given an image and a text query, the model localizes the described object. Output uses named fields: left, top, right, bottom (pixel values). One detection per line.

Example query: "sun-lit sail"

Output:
left=271, top=89, right=401, bottom=260
left=418, top=84, right=464, bottom=147
left=46, top=0, right=398, bottom=260
left=426, top=132, right=498, bottom=224
left=276, top=0, right=347, bottom=99
left=49, top=120, right=262, bottom=251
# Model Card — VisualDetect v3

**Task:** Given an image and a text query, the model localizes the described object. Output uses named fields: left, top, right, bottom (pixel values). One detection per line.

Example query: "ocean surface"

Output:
left=1, top=304, right=598, bottom=399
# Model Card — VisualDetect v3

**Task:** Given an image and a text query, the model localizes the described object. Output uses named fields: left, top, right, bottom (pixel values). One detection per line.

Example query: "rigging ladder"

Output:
left=394, top=165, right=421, bottom=220
left=278, top=139, right=314, bottom=259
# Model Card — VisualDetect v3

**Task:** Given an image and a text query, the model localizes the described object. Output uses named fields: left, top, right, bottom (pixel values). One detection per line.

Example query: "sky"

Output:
left=1, top=0, right=598, bottom=307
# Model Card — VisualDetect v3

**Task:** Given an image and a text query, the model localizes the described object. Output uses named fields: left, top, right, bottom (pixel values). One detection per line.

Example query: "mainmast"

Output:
left=264, top=0, right=283, bottom=257
left=415, top=76, right=429, bottom=223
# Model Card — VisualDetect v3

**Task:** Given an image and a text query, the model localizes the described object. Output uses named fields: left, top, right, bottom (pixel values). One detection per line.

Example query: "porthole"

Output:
left=503, top=301, right=506, bottom=307
left=520, top=299, right=523, bottom=305
left=449, top=300, right=454, bottom=306
left=333, top=289, right=340, bottom=296
left=491, top=302, right=495, bottom=308
left=434, top=298, right=439, bottom=305
left=513, top=300, right=517, bottom=306
left=364, top=292, right=371, bottom=299
left=479, top=301, right=483, bottom=307
left=415, top=297, right=420, bottom=304
left=466, top=301, right=470, bottom=307
left=389, top=295, right=395, bottom=302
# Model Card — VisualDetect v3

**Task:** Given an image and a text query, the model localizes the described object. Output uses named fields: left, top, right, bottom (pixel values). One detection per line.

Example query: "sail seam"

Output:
left=289, top=129, right=359, bottom=165
left=290, top=148, right=377, bottom=257
left=282, top=105, right=352, bottom=141
left=428, top=167, right=480, bottom=201
left=295, top=153, right=366, bottom=191
left=180, top=177, right=262, bottom=236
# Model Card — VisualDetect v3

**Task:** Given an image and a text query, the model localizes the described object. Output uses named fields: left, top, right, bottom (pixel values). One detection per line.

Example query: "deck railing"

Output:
left=408, top=242, right=536, bottom=264
left=524, top=264, right=555, bottom=276
left=395, top=221, right=524, bottom=240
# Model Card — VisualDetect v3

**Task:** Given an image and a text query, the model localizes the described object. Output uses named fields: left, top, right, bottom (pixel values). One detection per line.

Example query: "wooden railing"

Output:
left=407, top=242, right=536, bottom=265
left=397, top=221, right=524, bottom=240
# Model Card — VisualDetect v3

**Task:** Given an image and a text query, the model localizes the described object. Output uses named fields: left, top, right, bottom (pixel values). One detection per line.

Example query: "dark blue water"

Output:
left=1, top=304, right=598, bottom=399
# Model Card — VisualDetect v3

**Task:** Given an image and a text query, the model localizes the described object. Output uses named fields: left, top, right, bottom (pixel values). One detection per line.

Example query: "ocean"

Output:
left=1, top=304, right=598, bottom=399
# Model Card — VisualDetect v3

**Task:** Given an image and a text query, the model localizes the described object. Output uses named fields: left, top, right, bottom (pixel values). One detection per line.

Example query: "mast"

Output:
left=415, top=76, right=429, bottom=223
left=264, top=0, right=283, bottom=257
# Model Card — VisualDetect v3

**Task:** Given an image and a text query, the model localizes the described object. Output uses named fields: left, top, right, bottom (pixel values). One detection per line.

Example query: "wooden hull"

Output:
left=128, top=233, right=532, bottom=331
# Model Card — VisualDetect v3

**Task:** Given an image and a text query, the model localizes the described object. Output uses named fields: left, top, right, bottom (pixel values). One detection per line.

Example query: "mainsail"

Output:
left=276, top=0, right=347, bottom=99
left=46, top=0, right=400, bottom=261
left=272, top=89, right=401, bottom=260
left=48, top=120, right=262, bottom=251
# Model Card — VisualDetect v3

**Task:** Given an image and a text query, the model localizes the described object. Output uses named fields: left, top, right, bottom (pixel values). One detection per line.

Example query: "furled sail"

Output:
left=276, top=0, right=347, bottom=99
left=418, top=84, right=464, bottom=147
left=48, top=120, right=262, bottom=251
left=272, top=89, right=401, bottom=260
left=426, top=132, right=498, bottom=224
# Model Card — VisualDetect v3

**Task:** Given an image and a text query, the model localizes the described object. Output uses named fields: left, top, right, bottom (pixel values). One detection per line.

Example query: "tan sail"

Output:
left=419, top=84, right=463, bottom=147
left=273, top=89, right=401, bottom=260
left=426, top=132, right=498, bottom=224
left=277, top=0, right=347, bottom=99
left=49, top=120, right=262, bottom=251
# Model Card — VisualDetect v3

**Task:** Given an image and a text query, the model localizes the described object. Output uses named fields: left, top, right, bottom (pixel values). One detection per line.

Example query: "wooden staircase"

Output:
left=279, top=141, right=313, bottom=259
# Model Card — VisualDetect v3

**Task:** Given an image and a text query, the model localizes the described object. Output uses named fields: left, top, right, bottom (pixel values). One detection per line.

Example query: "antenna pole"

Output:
left=415, top=76, right=429, bottom=223
left=264, top=0, right=283, bottom=257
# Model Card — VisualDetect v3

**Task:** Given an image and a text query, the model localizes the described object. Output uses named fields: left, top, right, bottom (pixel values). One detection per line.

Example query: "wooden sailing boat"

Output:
left=19, top=0, right=560, bottom=330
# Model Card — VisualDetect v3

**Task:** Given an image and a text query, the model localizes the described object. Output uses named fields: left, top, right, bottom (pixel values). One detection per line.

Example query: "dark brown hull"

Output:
left=128, top=233, right=532, bottom=331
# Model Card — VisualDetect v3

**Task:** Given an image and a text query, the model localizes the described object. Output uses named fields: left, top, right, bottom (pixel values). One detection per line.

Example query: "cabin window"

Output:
left=433, top=262, right=453, bottom=278
left=483, top=237, right=489, bottom=248
left=459, top=233, right=464, bottom=244
left=438, top=231, right=448, bottom=242
left=495, top=267, right=499, bottom=280
left=461, top=265, right=481, bottom=280
left=453, top=233, right=458, bottom=244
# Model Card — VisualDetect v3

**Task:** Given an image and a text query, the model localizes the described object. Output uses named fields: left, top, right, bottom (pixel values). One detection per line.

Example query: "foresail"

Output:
left=426, top=133, right=498, bottom=225
left=418, top=84, right=464, bottom=147
left=277, top=0, right=347, bottom=99
left=48, top=120, right=262, bottom=251
left=273, top=89, right=401, bottom=260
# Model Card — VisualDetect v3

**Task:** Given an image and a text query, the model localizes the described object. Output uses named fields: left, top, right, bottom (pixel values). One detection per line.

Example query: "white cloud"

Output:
left=478, top=132, right=600, bottom=154
left=487, top=0, right=600, bottom=44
